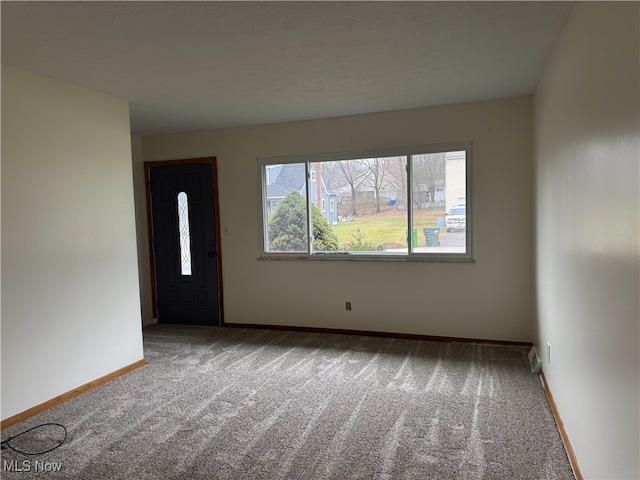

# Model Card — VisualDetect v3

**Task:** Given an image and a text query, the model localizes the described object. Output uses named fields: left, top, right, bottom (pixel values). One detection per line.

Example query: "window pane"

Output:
left=264, top=163, right=308, bottom=252
left=177, top=191, right=192, bottom=275
left=411, top=151, right=466, bottom=253
left=319, top=156, right=408, bottom=253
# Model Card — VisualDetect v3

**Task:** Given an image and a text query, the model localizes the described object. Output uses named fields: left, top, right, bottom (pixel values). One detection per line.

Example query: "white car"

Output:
left=445, top=206, right=466, bottom=232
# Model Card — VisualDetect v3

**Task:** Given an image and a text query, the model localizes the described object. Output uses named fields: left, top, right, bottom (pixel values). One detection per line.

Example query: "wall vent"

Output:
left=528, top=347, right=542, bottom=373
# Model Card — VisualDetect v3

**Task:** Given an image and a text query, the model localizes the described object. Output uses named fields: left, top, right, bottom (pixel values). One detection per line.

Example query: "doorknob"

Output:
left=208, top=252, right=215, bottom=257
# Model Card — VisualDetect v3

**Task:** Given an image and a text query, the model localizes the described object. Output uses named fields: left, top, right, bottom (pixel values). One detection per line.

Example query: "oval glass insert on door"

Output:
left=177, top=191, right=192, bottom=276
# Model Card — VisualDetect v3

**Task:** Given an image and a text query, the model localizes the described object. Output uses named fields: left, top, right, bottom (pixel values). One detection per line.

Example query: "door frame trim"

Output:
left=144, top=157, right=224, bottom=325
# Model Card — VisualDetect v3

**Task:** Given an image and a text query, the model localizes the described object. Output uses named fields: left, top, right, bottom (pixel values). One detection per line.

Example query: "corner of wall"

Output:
left=130, top=134, right=155, bottom=327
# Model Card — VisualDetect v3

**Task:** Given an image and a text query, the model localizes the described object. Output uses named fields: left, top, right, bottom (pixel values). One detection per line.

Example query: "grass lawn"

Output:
left=331, top=207, right=446, bottom=248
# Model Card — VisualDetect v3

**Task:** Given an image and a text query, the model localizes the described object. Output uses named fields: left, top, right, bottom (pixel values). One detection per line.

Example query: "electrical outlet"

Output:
left=547, top=341, right=551, bottom=364
left=345, top=301, right=352, bottom=311
left=223, top=225, right=230, bottom=235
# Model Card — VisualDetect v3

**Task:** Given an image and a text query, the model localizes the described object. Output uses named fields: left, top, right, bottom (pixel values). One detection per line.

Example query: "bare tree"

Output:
left=337, top=160, right=360, bottom=216
left=389, top=156, right=407, bottom=209
left=359, top=157, right=396, bottom=213
left=320, top=161, right=341, bottom=192
left=412, top=153, right=445, bottom=208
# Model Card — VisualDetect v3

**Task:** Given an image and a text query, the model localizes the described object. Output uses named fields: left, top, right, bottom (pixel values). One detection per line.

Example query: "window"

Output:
left=259, top=143, right=471, bottom=261
left=177, top=191, right=192, bottom=275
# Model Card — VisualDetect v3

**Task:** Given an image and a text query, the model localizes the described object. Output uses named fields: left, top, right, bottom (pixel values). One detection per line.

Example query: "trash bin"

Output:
left=437, top=217, right=445, bottom=228
left=423, top=227, right=440, bottom=247
left=405, top=229, right=418, bottom=247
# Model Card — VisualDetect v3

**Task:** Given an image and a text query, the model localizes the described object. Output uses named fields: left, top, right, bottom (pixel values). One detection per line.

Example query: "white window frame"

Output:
left=258, top=142, right=473, bottom=262
left=329, top=198, right=335, bottom=213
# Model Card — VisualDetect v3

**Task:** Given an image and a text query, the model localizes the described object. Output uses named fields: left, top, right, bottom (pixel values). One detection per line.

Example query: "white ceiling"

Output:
left=1, top=1, right=573, bottom=135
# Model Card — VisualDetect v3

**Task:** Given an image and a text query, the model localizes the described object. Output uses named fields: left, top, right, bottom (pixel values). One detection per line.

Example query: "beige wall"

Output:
left=131, top=134, right=155, bottom=326
left=534, top=3, right=639, bottom=478
left=1, top=66, right=144, bottom=419
left=139, top=96, right=535, bottom=342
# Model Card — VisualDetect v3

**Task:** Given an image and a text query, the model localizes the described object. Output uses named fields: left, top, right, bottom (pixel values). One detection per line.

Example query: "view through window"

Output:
left=260, top=144, right=471, bottom=260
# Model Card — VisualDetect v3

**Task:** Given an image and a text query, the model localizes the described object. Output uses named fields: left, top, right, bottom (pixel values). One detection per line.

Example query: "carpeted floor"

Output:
left=1, top=325, right=574, bottom=479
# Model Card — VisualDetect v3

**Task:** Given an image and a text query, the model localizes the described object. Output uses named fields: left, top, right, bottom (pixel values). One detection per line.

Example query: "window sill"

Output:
left=258, top=253, right=475, bottom=263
